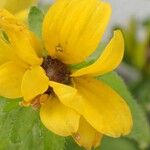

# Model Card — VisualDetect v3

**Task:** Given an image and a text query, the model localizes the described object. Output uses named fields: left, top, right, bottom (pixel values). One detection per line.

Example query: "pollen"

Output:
left=41, top=56, right=71, bottom=84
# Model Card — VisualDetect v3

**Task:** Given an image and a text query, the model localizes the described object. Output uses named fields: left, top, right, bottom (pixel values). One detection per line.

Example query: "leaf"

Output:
left=98, top=137, right=139, bottom=150
left=65, top=137, right=84, bottom=150
left=133, top=79, right=150, bottom=108
left=98, top=72, right=150, bottom=149
left=0, top=98, right=66, bottom=150
left=28, top=6, right=44, bottom=38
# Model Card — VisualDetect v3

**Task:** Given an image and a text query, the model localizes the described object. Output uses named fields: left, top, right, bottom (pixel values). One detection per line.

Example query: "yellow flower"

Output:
left=0, top=0, right=38, bottom=21
left=0, top=0, right=132, bottom=149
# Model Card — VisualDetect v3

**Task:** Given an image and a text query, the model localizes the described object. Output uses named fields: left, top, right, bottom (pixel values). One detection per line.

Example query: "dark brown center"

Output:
left=41, top=56, right=71, bottom=84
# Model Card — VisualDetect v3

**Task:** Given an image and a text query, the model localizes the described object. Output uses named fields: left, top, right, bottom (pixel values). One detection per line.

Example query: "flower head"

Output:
left=0, top=0, right=132, bottom=149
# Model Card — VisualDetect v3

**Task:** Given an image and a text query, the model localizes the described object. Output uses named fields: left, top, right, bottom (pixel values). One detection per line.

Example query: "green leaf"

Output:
left=133, top=79, right=150, bottom=106
left=28, top=6, right=44, bottom=38
left=98, top=137, right=139, bottom=150
left=0, top=98, right=66, bottom=150
left=98, top=72, right=150, bottom=149
left=65, top=137, right=84, bottom=150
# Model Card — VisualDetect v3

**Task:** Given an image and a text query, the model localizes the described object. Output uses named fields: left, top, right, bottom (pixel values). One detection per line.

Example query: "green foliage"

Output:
left=0, top=98, right=66, bottom=150
left=65, top=137, right=84, bottom=150
left=99, top=137, right=139, bottom=150
left=118, top=18, right=150, bottom=74
left=133, top=79, right=150, bottom=116
left=28, top=6, right=44, bottom=38
left=143, top=17, right=150, bottom=32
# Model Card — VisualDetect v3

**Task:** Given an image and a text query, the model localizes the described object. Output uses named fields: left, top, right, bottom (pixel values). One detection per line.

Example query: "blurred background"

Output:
left=41, top=0, right=150, bottom=150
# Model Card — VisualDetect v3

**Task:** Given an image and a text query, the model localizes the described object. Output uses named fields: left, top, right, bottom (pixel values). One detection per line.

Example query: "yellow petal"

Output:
left=0, top=36, right=15, bottom=65
left=0, top=61, right=26, bottom=98
left=0, top=30, right=35, bottom=68
left=43, top=0, right=111, bottom=64
left=72, top=30, right=124, bottom=77
left=50, top=77, right=133, bottom=137
left=7, top=29, right=42, bottom=66
left=73, top=117, right=102, bottom=150
left=0, top=2, right=5, bottom=9
left=0, top=9, right=15, bottom=19
left=14, top=9, right=29, bottom=22
left=40, top=96, right=80, bottom=136
left=49, top=80, right=77, bottom=101
left=1, top=0, right=38, bottom=14
left=21, top=66, right=49, bottom=101
left=74, top=77, right=133, bottom=137
left=30, top=32, right=44, bottom=58
left=0, top=9, right=42, bottom=66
